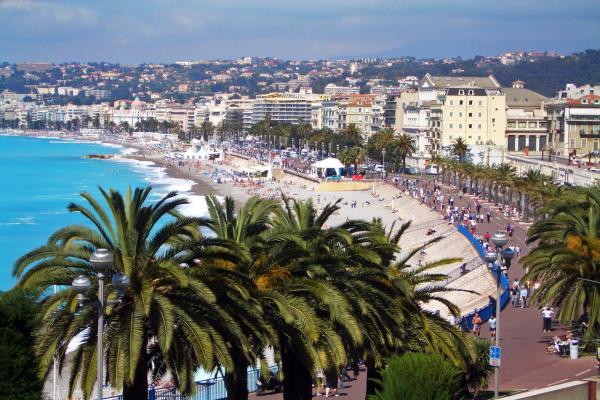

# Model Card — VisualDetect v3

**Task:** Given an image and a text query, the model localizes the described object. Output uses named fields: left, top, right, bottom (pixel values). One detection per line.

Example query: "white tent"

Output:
left=311, top=157, right=344, bottom=177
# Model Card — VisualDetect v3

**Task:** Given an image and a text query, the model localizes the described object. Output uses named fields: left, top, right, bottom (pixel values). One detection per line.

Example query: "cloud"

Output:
left=0, top=0, right=98, bottom=25
left=1, top=0, right=599, bottom=62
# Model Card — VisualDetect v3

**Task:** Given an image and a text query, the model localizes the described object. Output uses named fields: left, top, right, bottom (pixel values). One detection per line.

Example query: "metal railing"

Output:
left=456, top=226, right=509, bottom=332
left=103, top=366, right=278, bottom=400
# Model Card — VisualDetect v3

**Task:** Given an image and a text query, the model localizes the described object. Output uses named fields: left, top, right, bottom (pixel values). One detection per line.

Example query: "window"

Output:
left=468, top=124, right=472, bottom=129
left=459, top=124, right=463, bottom=129
left=492, top=118, right=495, bottom=123
left=468, top=90, right=474, bottom=95
left=508, top=135, right=516, bottom=151
left=459, top=112, right=462, bottom=117
left=449, top=123, right=453, bottom=128
left=449, top=112, right=453, bottom=117
left=468, top=100, right=473, bottom=105
left=518, top=121, right=526, bottom=128
left=478, top=136, right=481, bottom=140
left=468, top=112, right=473, bottom=117
left=539, top=121, right=548, bottom=128
left=458, top=90, right=465, bottom=95
left=518, top=136, right=527, bottom=151
left=581, top=138, right=587, bottom=148
left=570, top=138, right=575, bottom=148
left=478, top=112, right=482, bottom=117
left=508, top=121, right=516, bottom=128
left=529, top=135, right=537, bottom=151
left=459, top=100, right=464, bottom=105
left=594, top=139, right=599, bottom=151
left=449, top=135, right=453, bottom=140
left=478, top=101, right=483, bottom=106
left=528, top=122, right=537, bottom=128
left=478, top=124, right=482, bottom=129
left=449, top=100, right=454, bottom=105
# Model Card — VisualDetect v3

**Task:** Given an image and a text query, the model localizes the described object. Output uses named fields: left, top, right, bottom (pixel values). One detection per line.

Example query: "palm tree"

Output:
left=452, top=138, right=470, bottom=163
left=373, top=127, right=396, bottom=151
left=338, top=146, right=365, bottom=176
left=392, top=133, right=416, bottom=173
left=200, top=121, right=215, bottom=141
left=205, top=195, right=279, bottom=400
left=523, top=187, right=600, bottom=331
left=265, top=197, right=368, bottom=399
left=342, top=123, right=363, bottom=147
left=460, top=338, right=494, bottom=399
left=14, top=188, right=245, bottom=400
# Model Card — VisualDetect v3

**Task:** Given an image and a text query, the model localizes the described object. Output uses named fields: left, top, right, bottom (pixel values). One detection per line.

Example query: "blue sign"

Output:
left=490, top=345, right=501, bottom=367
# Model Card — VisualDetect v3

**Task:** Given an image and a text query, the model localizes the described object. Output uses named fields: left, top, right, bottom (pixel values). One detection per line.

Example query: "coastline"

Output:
left=0, top=130, right=251, bottom=211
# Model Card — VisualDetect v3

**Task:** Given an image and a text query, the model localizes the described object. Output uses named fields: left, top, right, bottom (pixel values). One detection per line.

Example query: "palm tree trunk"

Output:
left=365, top=358, right=382, bottom=397
left=225, top=352, right=249, bottom=400
left=280, top=341, right=313, bottom=400
left=494, top=184, right=499, bottom=206
left=123, top=353, right=148, bottom=400
left=523, top=195, right=530, bottom=222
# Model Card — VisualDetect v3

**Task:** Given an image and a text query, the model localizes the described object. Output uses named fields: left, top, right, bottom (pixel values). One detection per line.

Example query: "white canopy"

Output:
left=311, top=157, right=344, bottom=169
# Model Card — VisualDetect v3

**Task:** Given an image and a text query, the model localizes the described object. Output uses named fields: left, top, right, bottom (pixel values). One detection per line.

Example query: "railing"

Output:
left=103, top=366, right=278, bottom=400
left=456, top=225, right=509, bottom=332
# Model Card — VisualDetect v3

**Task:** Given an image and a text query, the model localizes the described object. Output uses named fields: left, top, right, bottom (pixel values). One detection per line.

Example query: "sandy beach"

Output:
left=5, top=130, right=493, bottom=318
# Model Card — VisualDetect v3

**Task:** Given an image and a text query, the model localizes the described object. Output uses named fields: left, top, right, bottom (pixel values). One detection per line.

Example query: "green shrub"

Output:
left=370, top=352, right=462, bottom=400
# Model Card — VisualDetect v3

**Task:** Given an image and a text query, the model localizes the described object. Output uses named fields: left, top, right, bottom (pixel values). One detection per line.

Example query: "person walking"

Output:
left=472, top=313, right=482, bottom=339
left=324, top=367, right=339, bottom=397
left=489, top=315, right=497, bottom=340
left=542, top=306, right=554, bottom=333
left=520, top=285, right=529, bottom=308
left=510, top=286, right=519, bottom=307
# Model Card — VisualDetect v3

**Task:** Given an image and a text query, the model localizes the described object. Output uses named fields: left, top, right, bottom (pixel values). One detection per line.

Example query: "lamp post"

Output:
left=72, top=249, right=130, bottom=400
left=484, top=231, right=513, bottom=399
left=382, top=149, right=386, bottom=178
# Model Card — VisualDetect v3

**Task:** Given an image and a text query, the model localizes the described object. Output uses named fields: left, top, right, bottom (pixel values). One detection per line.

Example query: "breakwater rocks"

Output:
left=85, top=154, right=115, bottom=159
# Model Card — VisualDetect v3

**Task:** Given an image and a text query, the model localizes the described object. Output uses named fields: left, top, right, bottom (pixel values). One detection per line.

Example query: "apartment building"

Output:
left=547, top=94, right=600, bottom=157
left=557, top=83, right=600, bottom=100
left=321, top=94, right=383, bottom=139
left=155, top=101, right=195, bottom=132
left=441, top=87, right=506, bottom=147
left=503, top=80, right=549, bottom=152
left=251, top=92, right=326, bottom=125
left=324, top=84, right=360, bottom=95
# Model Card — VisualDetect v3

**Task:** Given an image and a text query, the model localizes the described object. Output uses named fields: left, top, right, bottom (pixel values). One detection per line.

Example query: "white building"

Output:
left=324, top=84, right=360, bottom=95
left=251, top=93, right=326, bottom=125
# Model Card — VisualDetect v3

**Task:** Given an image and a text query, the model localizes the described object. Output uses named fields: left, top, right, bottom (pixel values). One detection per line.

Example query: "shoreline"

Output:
left=0, top=130, right=252, bottom=211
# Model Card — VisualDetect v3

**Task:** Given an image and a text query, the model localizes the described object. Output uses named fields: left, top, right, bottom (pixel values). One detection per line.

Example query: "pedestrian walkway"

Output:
left=412, top=177, right=598, bottom=390
left=248, top=368, right=367, bottom=400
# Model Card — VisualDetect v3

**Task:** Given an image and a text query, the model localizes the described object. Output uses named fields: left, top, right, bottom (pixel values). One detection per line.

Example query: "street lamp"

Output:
left=72, top=249, right=129, bottom=400
left=382, top=149, right=387, bottom=177
left=484, top=231, right=512, bottom=400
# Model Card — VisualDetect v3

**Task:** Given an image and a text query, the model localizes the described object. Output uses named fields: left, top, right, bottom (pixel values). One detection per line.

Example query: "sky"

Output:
left=0, top=0, right=599, bottom=63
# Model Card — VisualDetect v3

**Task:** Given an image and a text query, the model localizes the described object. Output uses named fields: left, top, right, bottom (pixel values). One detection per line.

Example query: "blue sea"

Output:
left=0, top=135, right=206, bottom=290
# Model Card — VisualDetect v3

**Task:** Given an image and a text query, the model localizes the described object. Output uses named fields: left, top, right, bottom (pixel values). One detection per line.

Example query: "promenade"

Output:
left=422, top=176, right=598, bottom=391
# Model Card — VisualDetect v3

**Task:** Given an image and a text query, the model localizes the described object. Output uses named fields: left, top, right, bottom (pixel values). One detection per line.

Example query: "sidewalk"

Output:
left=248, top=369, right=367, bottom=400
left=412, top=177, right=598, bottom=390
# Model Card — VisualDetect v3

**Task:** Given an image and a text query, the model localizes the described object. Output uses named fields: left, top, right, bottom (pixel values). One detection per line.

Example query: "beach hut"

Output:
left=310, top=158, right=344, bottom=178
